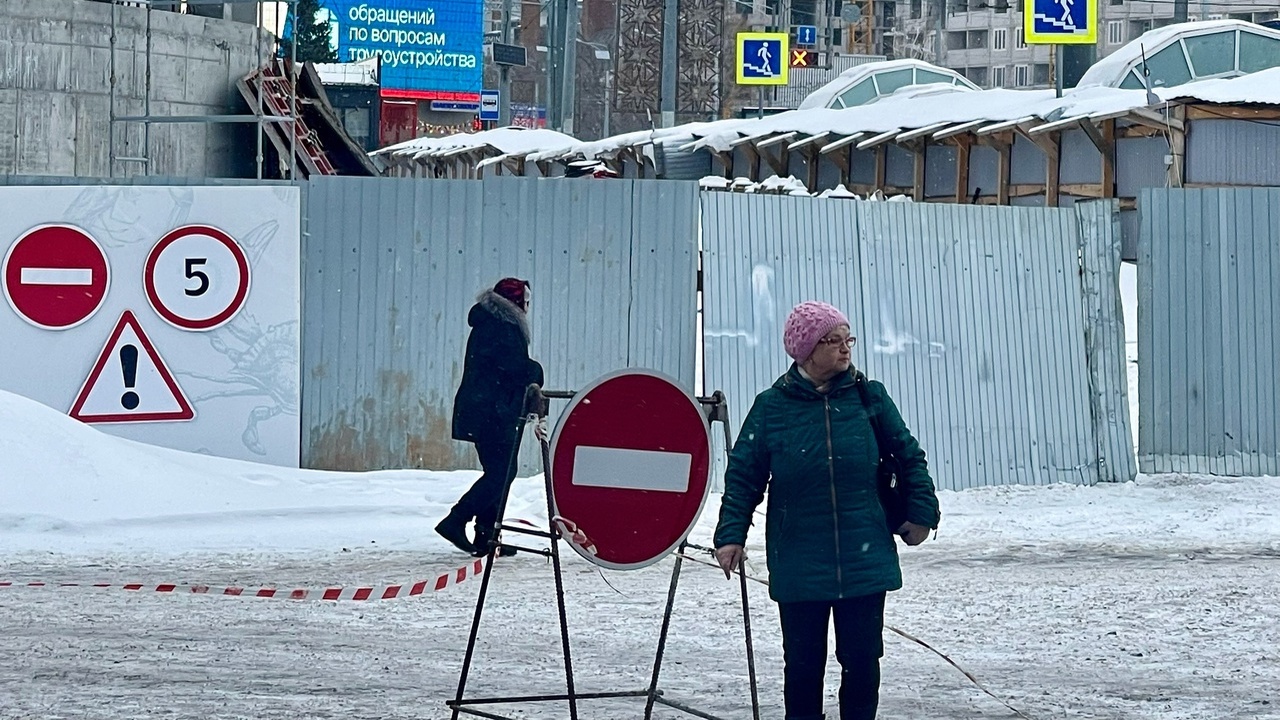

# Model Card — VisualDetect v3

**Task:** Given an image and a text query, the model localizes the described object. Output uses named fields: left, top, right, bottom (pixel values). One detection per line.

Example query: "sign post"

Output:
left=1024, top=0, right=1098, bottom=97
left=491, top=41, right=526, bottom=126
left=736, top=32, right=788, bottom=119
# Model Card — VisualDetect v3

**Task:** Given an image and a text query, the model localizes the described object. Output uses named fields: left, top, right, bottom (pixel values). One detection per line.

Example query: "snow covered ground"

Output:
left=2, top=385, right=1279, bottom=720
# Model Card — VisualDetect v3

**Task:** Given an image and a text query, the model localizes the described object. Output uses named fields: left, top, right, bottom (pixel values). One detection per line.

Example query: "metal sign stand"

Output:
left=448, top=386, right=758, bottom=720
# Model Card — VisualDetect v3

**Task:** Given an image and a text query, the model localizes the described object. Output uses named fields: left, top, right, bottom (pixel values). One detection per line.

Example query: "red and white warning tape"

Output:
left=0, top=557, right=486, bottom=601
left=552, top=515, right=598, bottom=556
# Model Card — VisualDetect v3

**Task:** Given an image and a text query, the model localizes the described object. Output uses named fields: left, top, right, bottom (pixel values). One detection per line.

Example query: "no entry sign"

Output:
left=3, top=224, right=110, bottom=330
left=549, top=369, right=713, bottom=570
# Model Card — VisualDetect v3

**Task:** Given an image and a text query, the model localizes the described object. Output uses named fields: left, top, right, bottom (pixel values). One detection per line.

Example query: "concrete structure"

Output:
left=0, top=0, right=273, bottom=178
left=894, top=0, right=1280, bottom=90
left=315, top=60, right=382, bottom=152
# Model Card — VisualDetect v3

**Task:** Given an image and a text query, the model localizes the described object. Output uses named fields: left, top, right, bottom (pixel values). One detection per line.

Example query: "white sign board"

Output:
left=479, top=89, right=500, bottom=121
left=0, top=185, right=301, bottom=467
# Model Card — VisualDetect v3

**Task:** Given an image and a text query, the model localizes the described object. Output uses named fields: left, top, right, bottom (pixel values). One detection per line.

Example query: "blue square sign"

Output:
left=797, top=25, right=817, bottom=46
left=479, top=89, right=500, bottom=121
left=737, top=33, right=788, bottom=85
left=1025, top=0, right=1098, bottom=44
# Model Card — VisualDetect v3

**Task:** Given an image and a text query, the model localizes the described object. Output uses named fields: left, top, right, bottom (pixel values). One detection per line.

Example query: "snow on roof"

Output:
left=373, top=64, right=1280, bottom=169
left=1162, top=66, right=1280, bottom=106
left=798, top=58, right=975, bottom=110
left=618, top=71, right=1280, bottom=156
left=373, top=127, right=579, bottom=161
left=688, top=87, right=1059, bottom=152
left=523, top=121, right=738, bottom=163
left=1077, top=20, right=1280, bottom=88
left=314, top=59, right=380, bottom=87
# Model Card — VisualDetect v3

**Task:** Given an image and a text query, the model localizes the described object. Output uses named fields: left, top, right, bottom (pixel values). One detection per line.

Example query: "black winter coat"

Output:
left=451, top=290, right=545, bottom=444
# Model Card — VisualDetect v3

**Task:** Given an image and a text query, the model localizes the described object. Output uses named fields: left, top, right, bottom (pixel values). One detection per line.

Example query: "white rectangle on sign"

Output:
left=22, top=268, right=93, bottom=285
left=572, top=446, right=692, bottom=493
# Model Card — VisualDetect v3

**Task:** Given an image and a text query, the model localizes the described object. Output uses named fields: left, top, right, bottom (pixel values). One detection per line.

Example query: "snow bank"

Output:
left=0, top=389, right=542, bottom=554
left=4, top=386, right=1279, bottom=561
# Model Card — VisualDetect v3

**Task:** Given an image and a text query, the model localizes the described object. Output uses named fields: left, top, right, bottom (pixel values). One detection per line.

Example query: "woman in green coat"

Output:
left=714, top=300, right=940, bottom=720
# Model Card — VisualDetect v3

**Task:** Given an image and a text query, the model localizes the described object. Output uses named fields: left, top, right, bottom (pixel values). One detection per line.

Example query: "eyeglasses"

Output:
left=816, top=335, right=856, bottom=349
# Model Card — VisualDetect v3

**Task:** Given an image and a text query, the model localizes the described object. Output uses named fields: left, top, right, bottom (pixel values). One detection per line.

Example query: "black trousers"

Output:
left=455, top=430, right=518, bottom=535
left=777, top=592, right=886, bottom=720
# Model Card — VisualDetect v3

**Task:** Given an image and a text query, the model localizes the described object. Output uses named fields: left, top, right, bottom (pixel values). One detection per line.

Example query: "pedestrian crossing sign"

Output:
left=736, top=33, right=789, bottom=86
left=1024, top=0, right=1098, bottom=44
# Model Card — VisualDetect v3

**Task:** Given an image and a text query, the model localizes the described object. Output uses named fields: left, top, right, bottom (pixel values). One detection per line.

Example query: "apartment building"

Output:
left=894, top=0, right=1280, bottom=89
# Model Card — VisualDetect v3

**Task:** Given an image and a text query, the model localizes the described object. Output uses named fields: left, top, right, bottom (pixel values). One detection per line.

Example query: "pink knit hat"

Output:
left=783, top=301, right=850, bottom=361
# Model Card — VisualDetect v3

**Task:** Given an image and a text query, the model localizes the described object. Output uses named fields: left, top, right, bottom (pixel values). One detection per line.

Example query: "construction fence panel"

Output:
left=1138, top=188, right=1280, bottom=475
left=302, top=176, right=699, bottom=473
left=702, top=193, right=1134, bottom=490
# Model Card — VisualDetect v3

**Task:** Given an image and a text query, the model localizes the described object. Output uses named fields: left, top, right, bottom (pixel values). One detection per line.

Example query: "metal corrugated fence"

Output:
left=302, top=177, right=699, bottom=472
left=702, top=194, right=1135, bottom=490
left=1138, top=188, right=1280, bottom=475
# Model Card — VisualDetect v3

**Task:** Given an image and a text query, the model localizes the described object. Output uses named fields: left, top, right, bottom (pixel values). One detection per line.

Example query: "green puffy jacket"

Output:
left=714, top=366, right=940, bottom=604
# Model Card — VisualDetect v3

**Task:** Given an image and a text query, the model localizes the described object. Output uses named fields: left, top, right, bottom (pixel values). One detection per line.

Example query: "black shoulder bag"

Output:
left=855, top=378, right=909, bottom=534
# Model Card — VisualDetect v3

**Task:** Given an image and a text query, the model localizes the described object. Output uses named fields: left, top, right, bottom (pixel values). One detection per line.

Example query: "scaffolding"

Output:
left=106, top=0, right=299, bottom=179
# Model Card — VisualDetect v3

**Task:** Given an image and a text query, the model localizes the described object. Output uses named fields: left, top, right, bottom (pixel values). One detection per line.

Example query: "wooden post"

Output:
left=839, top=145, right=852, bottom=187
left=742, top=144, right=761, bottom=181
left=996, top=132, right=1012, bottom=206
left=954, top=137, right=971, bottom=203
left=1101, top=119, right=1116, bottom=199
left=807, top=144, right=821, bottom=190
left=717, top=151, right=734, bottom=179
left=1167, top=105, right=1187, bottom=188
left=874, top=145, right=887, bottom=191
left=1045, top=133, right=1061, bottom=206
left=911, top=141, right=926, bottom=202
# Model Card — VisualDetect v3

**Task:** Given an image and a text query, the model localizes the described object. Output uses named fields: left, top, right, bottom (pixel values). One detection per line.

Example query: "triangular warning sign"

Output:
left=69, top=310, right=195, bottom=424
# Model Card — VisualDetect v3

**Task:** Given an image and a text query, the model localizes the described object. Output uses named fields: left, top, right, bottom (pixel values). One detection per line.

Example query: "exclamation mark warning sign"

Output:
left=69, top=310, right=195, bottom=423
left=120, top=344, right=140, bottom=410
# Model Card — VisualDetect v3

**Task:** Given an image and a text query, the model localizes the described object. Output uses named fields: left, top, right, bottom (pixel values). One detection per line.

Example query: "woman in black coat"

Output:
left=436, top=278, right=544, bottom=556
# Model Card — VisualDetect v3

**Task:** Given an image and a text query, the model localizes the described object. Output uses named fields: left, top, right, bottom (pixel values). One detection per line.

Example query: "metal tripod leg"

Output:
left=540, top=434, right=580, bottom=720
left=643, top=543, right=686, bottom=720
left=451, top=414, right=529, bottom=720
left=451, top=540, right=499, bottom=720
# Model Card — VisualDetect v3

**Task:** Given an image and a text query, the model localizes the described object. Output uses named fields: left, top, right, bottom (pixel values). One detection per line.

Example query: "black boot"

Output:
left=473, top=525, right=516, bottom=557
left=435, top=510, right=475, bottom=555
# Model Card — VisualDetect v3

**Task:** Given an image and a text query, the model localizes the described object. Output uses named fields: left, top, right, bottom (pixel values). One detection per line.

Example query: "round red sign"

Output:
left=144, top=225, right=251, bottom=331
left=2, top=224, right=111, bottom=330
left=549, top=369, right=713, bottom=570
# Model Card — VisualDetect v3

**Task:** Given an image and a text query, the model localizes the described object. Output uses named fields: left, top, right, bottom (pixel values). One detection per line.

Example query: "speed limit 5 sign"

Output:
left=144, top=225, right=250, bottom=331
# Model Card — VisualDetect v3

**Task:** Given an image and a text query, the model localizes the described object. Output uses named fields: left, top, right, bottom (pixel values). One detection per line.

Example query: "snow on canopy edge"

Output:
left=373, top=127, right=580, bottom=159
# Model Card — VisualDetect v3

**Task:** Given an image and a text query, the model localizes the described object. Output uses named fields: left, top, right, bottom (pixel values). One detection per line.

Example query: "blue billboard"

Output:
left=315, top=0, right=483, bottom=98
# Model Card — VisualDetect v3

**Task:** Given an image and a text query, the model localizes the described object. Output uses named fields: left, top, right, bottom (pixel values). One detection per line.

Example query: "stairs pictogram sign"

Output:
left=69, top=310, right=195, bottom=424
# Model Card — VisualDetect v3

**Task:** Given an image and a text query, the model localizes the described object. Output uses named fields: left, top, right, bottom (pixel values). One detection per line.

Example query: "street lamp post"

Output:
left=579, top=41, right=612, bottom=139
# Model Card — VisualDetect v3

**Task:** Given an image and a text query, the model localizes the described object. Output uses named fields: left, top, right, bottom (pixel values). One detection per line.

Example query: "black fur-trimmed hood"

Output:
left=471, top=288, right=530, bottom=343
